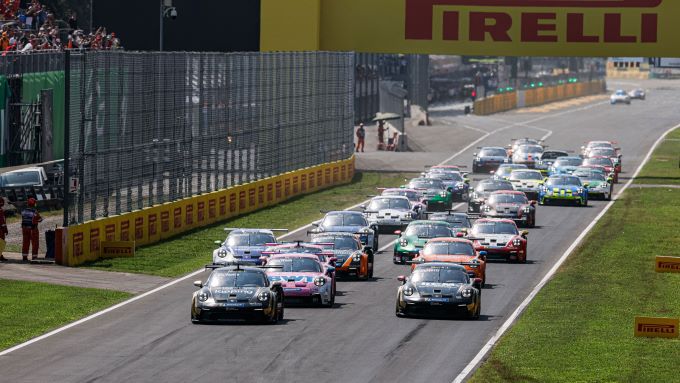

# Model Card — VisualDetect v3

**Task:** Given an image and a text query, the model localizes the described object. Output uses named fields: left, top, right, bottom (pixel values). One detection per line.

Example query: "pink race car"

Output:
left=263, top=253, right=336, bottom=307
left=262, top=242, right=337, bottom=270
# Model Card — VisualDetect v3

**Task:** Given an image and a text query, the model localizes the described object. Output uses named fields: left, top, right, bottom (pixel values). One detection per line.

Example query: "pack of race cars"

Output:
left=192, top=139, right=621, bottom=324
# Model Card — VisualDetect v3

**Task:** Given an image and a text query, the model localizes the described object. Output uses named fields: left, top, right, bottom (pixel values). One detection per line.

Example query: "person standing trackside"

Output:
left=21, top=198, right=42, bottom=262
left=0, top=198, right=7, bottom=262
left=356, top=123, right=366, bottom=153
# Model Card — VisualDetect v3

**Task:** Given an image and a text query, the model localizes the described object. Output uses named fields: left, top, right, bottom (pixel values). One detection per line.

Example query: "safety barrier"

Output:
left=474, top=80, right=606, bottom=116
left=55, top=157, right=355, bottom=266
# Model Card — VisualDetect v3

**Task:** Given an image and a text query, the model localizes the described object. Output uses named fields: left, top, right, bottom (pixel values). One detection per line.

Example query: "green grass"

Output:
left=635, top=128, right=680, bottom=185
left=0, top=279, right=130, bottom=351
left=80, top=172, right=414, bottom=277
left=470, top=141, right=680, bottom=382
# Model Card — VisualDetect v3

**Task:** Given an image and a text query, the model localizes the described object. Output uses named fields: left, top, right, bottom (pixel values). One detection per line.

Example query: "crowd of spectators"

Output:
left=0, top=0, right=121, bottom=53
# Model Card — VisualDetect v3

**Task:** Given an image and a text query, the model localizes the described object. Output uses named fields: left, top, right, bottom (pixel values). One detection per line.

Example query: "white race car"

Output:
left=610, top=90, right=631, bottom=105
left=362, top=196, right=418, bottom=234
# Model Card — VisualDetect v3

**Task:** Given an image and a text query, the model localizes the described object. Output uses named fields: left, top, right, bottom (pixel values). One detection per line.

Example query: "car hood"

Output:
left=478, top=156, right=507, bottom=162
left=553, top=166, right=578, bottom=173
left=322, top=225, right=365, bottom=233
left=545, top=184, right=582, bottom=192
left=421, top=255, right=477, bottom=264
left=370, top=209, right=411, bottom=217
left=488, top=203, right=522, bottom=213
left=475, top=233, right=515, bottom=245
left=225, top=246, right=266, bottom=258
left=267, top=272, right=323, bottom=286
left=511, top=179, right=542, bottom=187
left=209, top=286, right=259, bottom=301
left=413, top=281, right=464, bottom=295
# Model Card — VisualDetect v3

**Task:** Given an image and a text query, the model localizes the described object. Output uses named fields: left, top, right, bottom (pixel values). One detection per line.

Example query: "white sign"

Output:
left=69, top=177, right=80, bottom=193
left=658, top=58, right=680, bottom=68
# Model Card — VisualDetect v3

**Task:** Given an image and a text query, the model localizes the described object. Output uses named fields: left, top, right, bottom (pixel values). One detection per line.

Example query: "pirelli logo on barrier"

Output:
left=656, top=256, right=680, bottom=273
left=101, top=241, right=136, bottom=259
left=635, top=317, right=679, bottom=339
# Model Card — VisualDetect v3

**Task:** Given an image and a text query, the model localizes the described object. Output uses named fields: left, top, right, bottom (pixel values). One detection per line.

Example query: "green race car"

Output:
left=573, top=167, right=613, bottom=201
left=405, top=178, right=453, bottom=212
left=393, top=220, right=455, bottom=264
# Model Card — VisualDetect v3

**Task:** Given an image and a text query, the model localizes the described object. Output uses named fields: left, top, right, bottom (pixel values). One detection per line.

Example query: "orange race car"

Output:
left=411, top=237, right=487, bottom=286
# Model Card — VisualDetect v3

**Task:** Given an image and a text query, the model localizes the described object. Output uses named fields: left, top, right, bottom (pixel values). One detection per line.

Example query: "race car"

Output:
left=628, top=88, right=646, bottom=100
left=212, top=228, right=287, bottom=266
left=508, top=138, right=543, bottom=156
left=610, top=89, right=631, bottom=105
left=424, top=170, right=470, bottom=201
left=379, top=188, right=426, bottom=218
left=492, top=164, right=528, bottom=181
left=470, top=218, right=528, bottom=263
left=405, top=178, right=453, bottom=212
left=548, top=156, right=583, bottom=176
left=539, top=175, right=589, bottom=206
left=585, top=147, right=622, bottom=173
left=581, top=141, right=620, bottom=157
left=393, top=220, right=454, bottom=264
left=311, top=211, right=378, bottom=251
left=395, top=263, right=482, bottom=319
left=582, top=156, right=619, bottom=183
left=508, top=169, right=545, bottom=200
left=472, top=147, right=510, bottom=173
left=411, top=237, right=487, bottom=285
left=363, top=196, right=417, bottom=234
left=573, top=167, right=613, bottom=201
left=511, top=144, right=544, bottom=169
left=535, top=150, right=570, bottom=175
left=191, top=265, right=284, bottom=324
left=263, top=254, right=336, bottom=307
left=480, top=190, right=536, bottom=228
left=310, top=233, right=373, bottom=279
left=468, top=179, right=514, bottom=213
left=426, top=211, right=471, bottom=235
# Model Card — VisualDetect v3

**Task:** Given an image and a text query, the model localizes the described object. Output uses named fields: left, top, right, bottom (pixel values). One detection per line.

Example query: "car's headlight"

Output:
left=457, top=184, right=465, bottom=189
left=314, top=276, right=326, bottom=286
left=217, top=249, right=228, bottom=258
left=512, top=238, right=522, bottom=247
left=198, top=290, right=210, bottom=302
left=257, top=291, right=270, bottom=302
left=399, top=238, right=408, bottom=247
left=360, top=228, right=371, bottom=234
left=524, top=206, right=531, bottom=213
left=461, top=288, right=473, bottom=298
left=353, top=253, right=361, bottom=262
left=578, top=188, right=584, bottom=194
left=404, top=286, right=415, bottom=296
left=484, top=205, right=491, bottom=212
left=439, top=191, right=447, bottom=197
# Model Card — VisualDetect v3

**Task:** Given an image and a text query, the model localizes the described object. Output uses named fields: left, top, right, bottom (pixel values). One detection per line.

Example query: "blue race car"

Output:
left=472, top=147, right=510, bottom=173
left=539, top=175, right=589, bottom=206
left=548, top=156, right=583, bottom=176
left=212, top=228, right=288, bottom=266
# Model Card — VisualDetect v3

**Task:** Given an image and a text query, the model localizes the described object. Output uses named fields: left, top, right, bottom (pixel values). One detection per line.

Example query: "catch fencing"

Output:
left=65, top=51, right=354, bottom=225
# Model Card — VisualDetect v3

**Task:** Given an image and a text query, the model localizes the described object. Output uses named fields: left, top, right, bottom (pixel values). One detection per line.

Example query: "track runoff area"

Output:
left=1, top=83, right=679, bottom=382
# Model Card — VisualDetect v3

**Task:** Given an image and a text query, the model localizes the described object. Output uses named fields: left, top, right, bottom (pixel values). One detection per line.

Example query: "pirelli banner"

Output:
left=261, top=0, right=680, bottom=57
left=56, top=158, right=355, bottom=266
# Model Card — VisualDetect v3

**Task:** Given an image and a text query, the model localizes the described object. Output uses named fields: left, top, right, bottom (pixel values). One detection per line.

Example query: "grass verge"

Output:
left=80, top=172, right=414, bottom=277
left=0, top=279, right=130, bottom=351
left=634, top=128, right=680, bottom=185
left=470, top=130, right=680, bottom=383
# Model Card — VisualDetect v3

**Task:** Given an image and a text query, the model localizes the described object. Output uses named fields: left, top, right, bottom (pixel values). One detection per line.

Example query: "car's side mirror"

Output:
left=326, top=266, right=336, bottom=274
left=359, top=204, right=367, bottom=210
left=271, top=281, right=282, bottom=288
left=583, top=183, right=590, bottom=188
left=193, top=281, right=203, bottom=288
left=397, top=275, right=406, bottom=283
left=329, top=257, right=338, bottom=265
left=521, top=230, right=529, bottom=237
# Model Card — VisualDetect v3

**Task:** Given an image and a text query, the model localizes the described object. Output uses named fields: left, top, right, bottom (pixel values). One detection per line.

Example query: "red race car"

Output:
left=470, top=218, right=528, bottom=263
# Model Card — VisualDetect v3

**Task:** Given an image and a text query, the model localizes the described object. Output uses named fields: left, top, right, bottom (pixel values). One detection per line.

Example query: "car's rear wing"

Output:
left=224, top=228, right=288, bottom=232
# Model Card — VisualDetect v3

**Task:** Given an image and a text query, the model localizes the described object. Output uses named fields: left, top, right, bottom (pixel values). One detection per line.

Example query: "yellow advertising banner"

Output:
left=101, top=241, right=136, bottom=259
left=655, top=256, right=680, bottom=273
left=634, top=317, right=679, bottom=339
left=262, top=0, right=680, bottom=57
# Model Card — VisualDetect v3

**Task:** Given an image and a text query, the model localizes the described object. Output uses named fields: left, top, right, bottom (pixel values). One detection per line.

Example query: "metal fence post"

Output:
left=62, top=50, right=70, bottom=227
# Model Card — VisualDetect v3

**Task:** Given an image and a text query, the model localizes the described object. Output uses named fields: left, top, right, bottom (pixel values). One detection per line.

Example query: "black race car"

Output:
left=426, top=211, right=471, bottom=235
left=472, top=147, right=510, bottom=173
left=191, top=265, right=284, bottom=324
left=395, top=263, right=482, bottom=319
left=468, top=179, right=514, bottom=213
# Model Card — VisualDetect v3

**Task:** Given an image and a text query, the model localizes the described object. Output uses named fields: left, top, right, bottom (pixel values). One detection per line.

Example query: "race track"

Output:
left=2, top=80, right=679, bottom=383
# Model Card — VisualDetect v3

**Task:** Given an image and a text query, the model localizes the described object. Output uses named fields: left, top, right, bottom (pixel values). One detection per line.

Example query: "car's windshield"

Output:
left=541, top=151, right=568, bottom=160
left=266, top=257, right=322, bottom=273
left=546, top=176, right=582, bottom=186
left=427, top=172, right=463, bottom=182
left=368, top=198, right=411, bottom=211
left=584, top=158, right=613, bottom=167
left=208, top=270, right=267, bottom=288
left=410, top=179, right=445, bottom=190
left=589, top=148, right=616, bottom=157
left=479, top=148, right=507, bottom=157
left=269, top=245, right=322, bottom=254
left=475, top=181, right=513, bottom=193
left=489, top=194, right=528, bottom=204
left=312, top=236, right=360, bottom=251
left=323, top=214, right=367, bottom=227
left=226, top=233, right=275, bottom=247
left=0, top=171, right=42, bottom=187
left=555, top=158, right=582, bottom=167
left=510, top=171, right=543, bottom=181
left=615, top=90, right=626, bottom=95
left=589, top=142, right=613, bottom=149
left=573, top=171, right=606, bottom=181
left=384, top=190, right=419, bottom=202
left=428, top=215, right=470, bottom=228
left=404, top=224, right=452, bottom=238
left=411, top=268, right=468, bottom=284
left=472, top=222, right=518, bottom=235
left=517, top=145, right=543, bottom=154
left=423, top=242, right=475, bottom=256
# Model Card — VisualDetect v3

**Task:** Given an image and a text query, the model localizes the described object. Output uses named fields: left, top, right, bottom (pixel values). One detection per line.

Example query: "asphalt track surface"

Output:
left=2, top=81, right=680, bottom=383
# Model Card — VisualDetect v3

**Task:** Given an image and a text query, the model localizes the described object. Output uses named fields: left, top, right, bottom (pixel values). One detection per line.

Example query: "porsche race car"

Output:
left=539, top=175, right=589, bottom=206
left=511, top=144, right=544, bottom=169
left=468, top=179, right=514, bottom=213
left=393, top=220, right=454, bottom=264
left=379, top=188, right=426, bottom=218
left=212, top=228, right=287, bottom=266
left=508, top=169, right=544, bottom=200
left=492, top=164, right=528, bottom=181
left=263, top=254, right=336, bottom=307
left=426, top=211, right=471, bottom=235
left=480, top=190, right=536, bottom=228
left=310, top=233, right=374, bottom=279
left=535, top=150, right=570, bottom=175
left=312, top=211, right=378, bottom=251
left=405, top=178, right=453, bottom=212
left=472, top=147, right=510, bottom=173
left=470, top=218, right=529, bottom=263
left=363, top=196, right=418, bottom=234
left=573, top=167, right=613, bottom=200
left=548, top=156, right=583, bottom=176
left=582, top=157, right=619, bottom=183
left=411, top=237, right=487, bottom=285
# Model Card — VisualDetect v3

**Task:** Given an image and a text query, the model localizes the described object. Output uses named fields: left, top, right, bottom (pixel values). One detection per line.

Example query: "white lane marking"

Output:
left=452, top=123, right=680, bottom=383
left=0, top=98, right=602, bottom=356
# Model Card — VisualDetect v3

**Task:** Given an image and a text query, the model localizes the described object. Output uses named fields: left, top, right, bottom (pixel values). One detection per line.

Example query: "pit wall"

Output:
left=55, top=157, right=355, bottom=266
left=474, top=80, right=606, bottom=116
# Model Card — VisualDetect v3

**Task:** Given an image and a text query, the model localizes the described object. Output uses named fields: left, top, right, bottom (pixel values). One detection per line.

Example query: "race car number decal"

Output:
left=268, top=275, right=315, bottom=283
